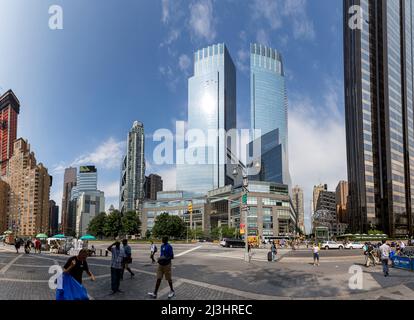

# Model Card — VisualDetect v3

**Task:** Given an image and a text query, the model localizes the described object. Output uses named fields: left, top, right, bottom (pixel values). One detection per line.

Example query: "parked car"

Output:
left=220, top=238, right=245, bottom=248
left=321, top=241, right=344, bottom=250
left=345, top=242, right=364, bottom=250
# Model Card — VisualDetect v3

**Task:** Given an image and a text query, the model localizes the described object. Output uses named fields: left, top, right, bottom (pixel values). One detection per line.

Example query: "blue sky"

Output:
left=0, top=0, right=347, bottom=233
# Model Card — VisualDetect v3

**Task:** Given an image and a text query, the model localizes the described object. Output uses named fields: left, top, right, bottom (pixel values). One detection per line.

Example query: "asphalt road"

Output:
left=0, top=243, right=413, bottom=300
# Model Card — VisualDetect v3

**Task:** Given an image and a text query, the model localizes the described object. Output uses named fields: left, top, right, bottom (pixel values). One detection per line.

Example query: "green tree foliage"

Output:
left=152, top=213, right=186, bottom=239
left=87, top=212, right=107, bottom=238
left=104, top=210, right=123, bottom=239
left=121, top=211, right=141, bottom=236
left=210, top=226, right=238, bottom=240
left=145, top=229, right=152, bottom=239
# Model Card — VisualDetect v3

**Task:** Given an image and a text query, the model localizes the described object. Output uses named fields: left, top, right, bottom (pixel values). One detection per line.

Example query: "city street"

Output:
left=0, top=243, right=413, bottom=300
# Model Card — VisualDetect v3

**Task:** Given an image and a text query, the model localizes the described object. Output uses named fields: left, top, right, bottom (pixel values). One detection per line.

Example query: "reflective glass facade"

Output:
left=176, top=44, right=236, bottom=195
left=250, top=44, right=291, bottom=187
left=344, top=0, right=414, bottom=237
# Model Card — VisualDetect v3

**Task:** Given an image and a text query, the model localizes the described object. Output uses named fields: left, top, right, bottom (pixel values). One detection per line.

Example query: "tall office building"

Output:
left=67, top=166, right=99, bottom=236
left=344, top=0, right=414, bottom=236
left=292, top=186, right=305, bottom=233
left=75, top=190, right=105, bottom=236
left=120, top=121, right=146, bottom=213
left=336, top=181, right=349, bottom=224
left=61, top=167, right=77, bottom=235
left=250, top=44, right=291, bottom=187
left=313, top=184, right=327, bottom=213
left=144, top=174, right=163, bottom=200
left=5, top=139, right=51, bottom=236
left=176, top=43, right=237, bottom=195
left=0, top=90, right=20, bottom=176
left=49, top=200, right=59, bottom=236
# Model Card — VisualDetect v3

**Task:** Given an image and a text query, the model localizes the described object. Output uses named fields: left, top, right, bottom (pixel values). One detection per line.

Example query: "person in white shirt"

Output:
left=379, top=240, right=391, bottom=277
left=313, top=243, right=320, bottom=266
left=150, top=241, right=157, bottom=264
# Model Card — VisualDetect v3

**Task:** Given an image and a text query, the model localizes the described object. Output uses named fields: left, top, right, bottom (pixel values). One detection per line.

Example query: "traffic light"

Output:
left=188, top=202, right=193, bottom=214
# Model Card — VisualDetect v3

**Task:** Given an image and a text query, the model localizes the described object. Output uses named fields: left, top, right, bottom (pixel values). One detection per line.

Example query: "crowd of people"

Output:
left=13, top=237, right=42, bottom=254
left=60, top=237, right=174, bottom=300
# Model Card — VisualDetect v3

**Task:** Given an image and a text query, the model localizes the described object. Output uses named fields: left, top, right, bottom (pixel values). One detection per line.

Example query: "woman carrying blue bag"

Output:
left=56, top=249, right=95, bottom=300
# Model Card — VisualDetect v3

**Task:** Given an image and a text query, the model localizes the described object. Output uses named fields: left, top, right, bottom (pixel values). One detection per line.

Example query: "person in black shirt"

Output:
left=63, top=249, right=96, bottom=284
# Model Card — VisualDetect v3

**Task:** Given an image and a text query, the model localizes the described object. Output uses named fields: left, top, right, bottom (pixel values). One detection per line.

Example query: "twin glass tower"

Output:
left=176, top=43, right=290, bottom=195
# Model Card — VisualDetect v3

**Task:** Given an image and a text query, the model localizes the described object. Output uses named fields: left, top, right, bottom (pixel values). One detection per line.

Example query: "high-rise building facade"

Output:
left=0, top=179, right=9, bottom=233
left=120, top=121, right=145, bottom=213
left=61, top=167, right=77, bottom=235
left=0, top=90, right=20, bottom=176
left=75, top=190, right=105, bottom=236
left=313, top=184, right=327, bottom=213
left=49, top=200, right=59, bottom=236
left=336, top=181, right=349, bottom=224
left=344, top=0, right=414, bottom=236
left=250, top=44, right=291, bottom=187
left=292, top=185, right=305, bottom=233
left=5, top=139, right=51, bottom=236
left=144, top=174, right=163, bottom=200
left=176, top=43, right=237, bottom=195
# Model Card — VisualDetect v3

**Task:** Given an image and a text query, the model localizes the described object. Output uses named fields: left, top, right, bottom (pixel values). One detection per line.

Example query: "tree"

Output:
left=145, top=229, right=152, bottom=239
left=104, top=210, right=123, bottom=239
left=121, top=211, right=141, bottom=236
left=221, top=225, right=237, bottom=238
left=87, top=212, right=107, bottom=239
left=152, top=213, right=186, bottom=239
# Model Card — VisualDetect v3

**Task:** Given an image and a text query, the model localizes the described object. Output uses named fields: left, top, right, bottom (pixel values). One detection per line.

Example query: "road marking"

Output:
left=0, top=254, right=23, bottom=274
left=175, top=246, right=202, bottom=257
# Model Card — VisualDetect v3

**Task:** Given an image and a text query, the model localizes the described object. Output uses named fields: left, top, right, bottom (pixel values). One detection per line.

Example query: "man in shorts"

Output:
left=148, top=236, right=175, bottom=299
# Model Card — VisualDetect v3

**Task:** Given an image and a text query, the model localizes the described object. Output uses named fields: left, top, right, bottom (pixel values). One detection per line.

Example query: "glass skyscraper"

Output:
left=344, top=0, right=414, bottom=237
left=176, top=43, right=237, bottom=195
left=119, top=121, right=146, bottom=213
left=250, top=43, right=291, bottom=187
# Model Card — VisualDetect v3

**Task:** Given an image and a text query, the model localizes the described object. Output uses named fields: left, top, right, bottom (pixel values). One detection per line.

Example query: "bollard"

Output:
left=105, top=250, right=108, bottom=257
left=99, top=249, right=102, bottom=256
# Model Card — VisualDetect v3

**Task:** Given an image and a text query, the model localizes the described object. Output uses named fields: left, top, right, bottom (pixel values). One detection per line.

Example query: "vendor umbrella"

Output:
left=80, top=234, right=96, bottom=241
left=36, top=233, right=48, bottom=239
left=52, top=234, right=66, bottom=239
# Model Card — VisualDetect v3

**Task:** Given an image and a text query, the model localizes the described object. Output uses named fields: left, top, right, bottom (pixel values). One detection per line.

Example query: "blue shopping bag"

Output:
left=56, top=273, right=89, bottom=301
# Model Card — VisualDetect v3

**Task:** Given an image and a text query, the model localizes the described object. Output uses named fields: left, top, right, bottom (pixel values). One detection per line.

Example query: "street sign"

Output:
left=242, top=194, right=248, bottom=205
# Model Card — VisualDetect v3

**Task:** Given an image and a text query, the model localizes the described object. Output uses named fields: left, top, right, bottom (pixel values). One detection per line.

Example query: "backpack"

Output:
left=154, top=245, right=158, bottom=253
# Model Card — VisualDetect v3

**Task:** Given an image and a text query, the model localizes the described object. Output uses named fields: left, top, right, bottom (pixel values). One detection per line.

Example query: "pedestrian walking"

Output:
left=150, top=241, right=157, bottom=264
left=35, top=239, right=42, bottom=254
left=379, top=240, right=391, bottom=277
left=14, top=238, right=22, bottom=253
left=148, top=236, right=175, bottom=299
left=121, top=239, right=135, bottom=280
left=271, top=241, right=277, bottom=261
left=107, top=241, right=126, bottom=294
left=63, top=249, right=96, bottom=284
left=313, top=243, right=320, bottom=266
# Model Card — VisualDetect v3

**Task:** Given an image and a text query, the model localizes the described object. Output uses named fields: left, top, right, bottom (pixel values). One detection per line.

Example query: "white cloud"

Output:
left=251, top=0, right=283, bottom=30
left=178, top=54, right=191, bottom=72
left=100, top=181, right=120, bottom=198
left=251, top=0, right=315, bottom=42
left=189, top=0, right=216, bottom=42
left=256, top=29, right=270, bottom=46
left=160, top=29, right=180, bottom=48
left=236, top=49, right=250, bottom=73
left=72, top=137, right=124, bottom=170
left=289, top=80, right=347, bottom=234
left=161, top=0, right=170, bottom=24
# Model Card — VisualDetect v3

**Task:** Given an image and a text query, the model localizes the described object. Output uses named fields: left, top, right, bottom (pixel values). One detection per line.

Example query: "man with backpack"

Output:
left=148, top=237, right=175, bottom=299
left=271, top=241, right=277, bottom=262
left=150, top=241, right=158, bottom=263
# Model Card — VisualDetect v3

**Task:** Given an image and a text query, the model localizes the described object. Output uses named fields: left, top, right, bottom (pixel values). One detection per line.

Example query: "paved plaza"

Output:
left=0, top=243, right=413, bottom=300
